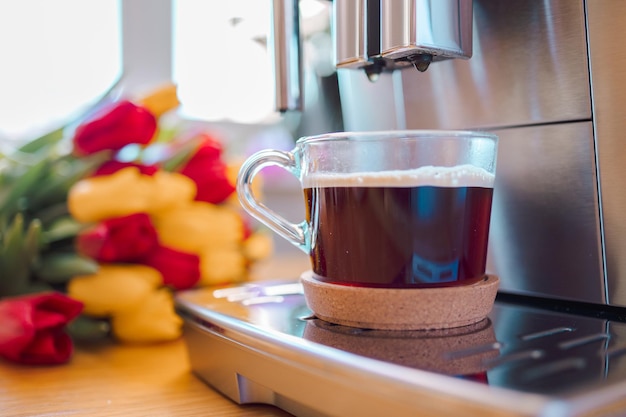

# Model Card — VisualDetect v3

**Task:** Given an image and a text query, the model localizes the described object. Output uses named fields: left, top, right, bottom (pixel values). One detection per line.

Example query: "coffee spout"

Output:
left=269, top=0, right=472, bottom=109
left=334, top=0, right=473, bottom=74
left=408, top=54, right=433, bottom=73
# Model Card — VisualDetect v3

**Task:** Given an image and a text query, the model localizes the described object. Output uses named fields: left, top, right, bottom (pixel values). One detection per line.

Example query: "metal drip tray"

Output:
left=175, top=280, right=626, bottom=417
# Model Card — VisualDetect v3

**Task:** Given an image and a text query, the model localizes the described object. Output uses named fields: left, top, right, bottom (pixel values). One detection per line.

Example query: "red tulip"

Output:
left=0, top=292, right=83, bottom=365
left=73, top=100, right=157, bottom=156
left=76, top=213, right=159, bottom=262
left=179, top=134, right=235, bottom=204
left=140, top=245, right=201, bottom=290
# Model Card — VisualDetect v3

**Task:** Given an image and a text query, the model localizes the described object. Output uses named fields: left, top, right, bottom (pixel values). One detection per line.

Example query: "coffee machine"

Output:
left=176, top=1, right=626, bottom=415
left=274, top=0, right=626, bottom=308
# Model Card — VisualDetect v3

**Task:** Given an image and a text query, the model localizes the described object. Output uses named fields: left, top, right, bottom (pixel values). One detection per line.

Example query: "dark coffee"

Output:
left=303, top=166, right=494, bottom=288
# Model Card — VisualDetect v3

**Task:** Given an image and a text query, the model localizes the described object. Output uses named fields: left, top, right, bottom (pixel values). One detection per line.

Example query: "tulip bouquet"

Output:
left=0, top=84, right=272, bottom=365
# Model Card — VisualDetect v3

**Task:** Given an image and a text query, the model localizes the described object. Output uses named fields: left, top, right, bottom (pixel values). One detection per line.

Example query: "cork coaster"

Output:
left=301, top=271, right=499, bottom=330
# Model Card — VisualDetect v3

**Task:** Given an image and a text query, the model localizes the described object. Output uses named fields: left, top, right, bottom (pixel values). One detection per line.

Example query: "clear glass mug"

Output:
left=237, top=130, right=498, bottom=288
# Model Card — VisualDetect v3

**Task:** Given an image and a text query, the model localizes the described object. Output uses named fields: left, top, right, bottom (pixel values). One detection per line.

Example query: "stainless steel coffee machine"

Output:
left=274, top=0, right=626, bottom=309
left=177, top=2, right=626, bottom=416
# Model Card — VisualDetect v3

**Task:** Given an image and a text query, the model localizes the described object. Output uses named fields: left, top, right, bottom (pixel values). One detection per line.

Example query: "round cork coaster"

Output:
left=300, top=271, right=499, bottom=330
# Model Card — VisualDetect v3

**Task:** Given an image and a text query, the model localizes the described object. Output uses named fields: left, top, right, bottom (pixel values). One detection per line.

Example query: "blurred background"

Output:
left=0, top=0, right=338, bottom=257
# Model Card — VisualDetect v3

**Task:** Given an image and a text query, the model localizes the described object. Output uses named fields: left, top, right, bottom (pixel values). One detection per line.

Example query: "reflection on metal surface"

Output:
left=271, top=0, right=303, bottom=112
left=487, top=123, right=604, bottom=303
left=303, top=317, right=498, bottom=376
left=333, top=0, right=367, bottom=69
left=521, top=327, right=575, bottom=342
left=482, top=349, right=545, bottom=369
left=520, top=358, right=587, bottom=383
left=445, top=340, right=502, bottom=360
left=558, top=334, right=611, bottom=351
left=398, top=0, right=590, bottom=130
left=213, top=282, right=304, bottom=302
left=587, top=1, right=626, bottom=307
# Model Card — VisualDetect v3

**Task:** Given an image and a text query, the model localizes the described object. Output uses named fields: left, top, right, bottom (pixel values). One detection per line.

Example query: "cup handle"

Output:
left=237, top=149, right=310, bottom=254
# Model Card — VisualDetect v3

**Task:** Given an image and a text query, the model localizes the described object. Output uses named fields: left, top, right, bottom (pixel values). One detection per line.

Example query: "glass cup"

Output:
left=237, top=130, right=498, bottom=288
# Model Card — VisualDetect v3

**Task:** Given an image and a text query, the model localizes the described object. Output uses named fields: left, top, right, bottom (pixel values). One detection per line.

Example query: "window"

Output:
left=0, top=0, right=331, bottom=142
left=0, top=0, right=121, bottom=142
left=173, top=0, right=276, bottom=124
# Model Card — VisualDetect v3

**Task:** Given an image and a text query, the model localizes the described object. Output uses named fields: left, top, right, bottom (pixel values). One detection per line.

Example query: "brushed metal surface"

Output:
left=337, top=69, right=408, bottom=130
left=334, top=0, right=473, bottom=71
left=339, top=0, right=591, bottom=130
left=337, top=0, right=607, bottom=305
left=271, top=0, right=303, bottom=111
left=487, top=123, right=605, bottom=303
left=587, top=1, right=626, bottom=307
left=398, top=0, right=591, bottom=130
left=334, top=0, right=368, bottom=68
left=380, top=0, right=473, bottom=61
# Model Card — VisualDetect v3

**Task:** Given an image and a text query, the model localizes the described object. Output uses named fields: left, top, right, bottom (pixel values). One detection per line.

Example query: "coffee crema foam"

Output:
left=303, top=165, right=495, bottom=188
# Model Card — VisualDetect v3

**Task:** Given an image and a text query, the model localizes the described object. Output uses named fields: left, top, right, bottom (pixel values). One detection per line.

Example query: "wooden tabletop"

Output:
left=0, top=255, right=310, bottom=417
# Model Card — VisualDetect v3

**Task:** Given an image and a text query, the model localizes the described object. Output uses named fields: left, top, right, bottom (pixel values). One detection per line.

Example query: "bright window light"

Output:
left=173, top=0, right=277, bottom=124
left=0, top=0, right=121, bottom=142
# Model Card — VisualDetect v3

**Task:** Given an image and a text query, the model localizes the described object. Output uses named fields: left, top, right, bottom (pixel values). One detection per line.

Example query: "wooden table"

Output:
left=0, top=255, right=310, bottom=417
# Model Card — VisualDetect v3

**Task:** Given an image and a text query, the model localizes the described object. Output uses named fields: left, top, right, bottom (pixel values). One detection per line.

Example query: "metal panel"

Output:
left=399, top=0, right=591, bottom=130
left=380, top=0, right=473, bottom=61
left=487, top=123, right=605, bottom=303
left=337, top=69, right=407, bottom=130
left=587, top=1, right=626, bottom=307
left=271, top=0, right=303, bottom=111
left=334, top=0, right=368, bottom=68
left=338, top=0, right=607, bottom=304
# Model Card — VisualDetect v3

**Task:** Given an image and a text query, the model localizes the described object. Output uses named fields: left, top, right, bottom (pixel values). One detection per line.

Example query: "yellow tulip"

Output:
left=68, top=167, right=196, bottom=223
left=199, top=246, right=247, bottom=286
left=152, top=202, right=244, bottom=255
left=226, top=161, right=240, bottom=187
left=149, top=170, right=197, bottom=213
left=111, top=289, right=183, bottom=343
left=68, top=264, right=162, bottom=317
left=137, top=83, right=180, bottom=119
left=69, top=168, right=149, bottom=223
left=243, top=230, right=274, bottom=262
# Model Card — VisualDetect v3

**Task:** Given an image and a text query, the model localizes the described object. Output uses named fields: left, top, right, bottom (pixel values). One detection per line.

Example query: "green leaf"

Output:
left=41, top=216, right=85, bottom=244
left=29, top=202, right=69, bottom=227
left=67, top=315, right=111, bottom=341
left=35, top=252, right=99, bottom=284
left=17, top=74, right=124, bottom=155
left=26, top=151, right=110, bottom=212
left=17, top=127, right=65, bottom=154
left=160, top=138, right=201, bottom=172
left=0, top=214, right=39, bottom=297
left=21, top=281, right=54, bottom=295
left=23, top=218, right=43, bottom=264
left=0, top=156, right=49, bottom=220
